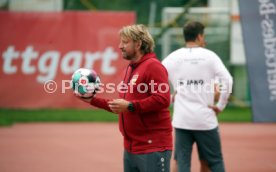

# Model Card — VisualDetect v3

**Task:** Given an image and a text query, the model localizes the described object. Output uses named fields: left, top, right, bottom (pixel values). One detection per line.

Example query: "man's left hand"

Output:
left=208, top=105, right=221, bottom=115
left=108, top=99, right=130, bottom=114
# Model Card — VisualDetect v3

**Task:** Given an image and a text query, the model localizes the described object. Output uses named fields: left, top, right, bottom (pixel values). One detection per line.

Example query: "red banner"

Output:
left=0, top=11, right=135, bottom=109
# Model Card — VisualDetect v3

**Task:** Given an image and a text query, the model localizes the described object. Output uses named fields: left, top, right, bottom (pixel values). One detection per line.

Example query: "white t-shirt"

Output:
left=162, top=47, right=233, bottom=130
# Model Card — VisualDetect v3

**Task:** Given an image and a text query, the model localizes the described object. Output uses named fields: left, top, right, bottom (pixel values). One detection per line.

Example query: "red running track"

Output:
left=0, top=123, right=276, bottom=172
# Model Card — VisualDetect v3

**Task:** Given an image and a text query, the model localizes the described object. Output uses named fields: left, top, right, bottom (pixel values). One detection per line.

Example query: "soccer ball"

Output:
left=71, top=68, right=100, bottom=98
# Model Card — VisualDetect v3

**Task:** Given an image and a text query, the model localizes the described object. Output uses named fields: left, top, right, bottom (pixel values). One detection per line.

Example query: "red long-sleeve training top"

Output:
left=90, top=52, right=172, bottom=154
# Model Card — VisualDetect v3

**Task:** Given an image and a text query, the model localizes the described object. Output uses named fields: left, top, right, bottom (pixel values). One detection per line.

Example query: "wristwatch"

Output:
left=127, top=102, right=135, bottom=112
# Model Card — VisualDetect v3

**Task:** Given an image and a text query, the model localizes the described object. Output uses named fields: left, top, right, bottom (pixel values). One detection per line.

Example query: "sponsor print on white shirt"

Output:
left=162, top=47, right=233, bottom=130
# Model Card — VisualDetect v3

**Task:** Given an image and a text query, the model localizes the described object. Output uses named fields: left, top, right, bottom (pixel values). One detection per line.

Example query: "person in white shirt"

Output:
left=162, top=21, right=233, bottom=172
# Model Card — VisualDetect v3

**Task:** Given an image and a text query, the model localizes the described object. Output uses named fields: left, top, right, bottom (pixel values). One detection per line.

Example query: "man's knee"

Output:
left=208, top=159, right=225, bottom=172
left=200, top=160, right=210, bottom=172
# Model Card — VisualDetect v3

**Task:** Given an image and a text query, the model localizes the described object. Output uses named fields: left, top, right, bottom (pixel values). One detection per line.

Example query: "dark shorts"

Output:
left=123, top=150, right=172, bottom=172
left=174, top=127, right=225, bottom=172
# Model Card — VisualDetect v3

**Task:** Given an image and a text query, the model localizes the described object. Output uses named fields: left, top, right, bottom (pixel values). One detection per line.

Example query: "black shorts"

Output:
left=174, top=127, right=225, bottom=172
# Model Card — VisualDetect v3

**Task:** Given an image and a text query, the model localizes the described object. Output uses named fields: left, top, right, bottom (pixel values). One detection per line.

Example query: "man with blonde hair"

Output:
left=76, top=24, right=173, bottom=172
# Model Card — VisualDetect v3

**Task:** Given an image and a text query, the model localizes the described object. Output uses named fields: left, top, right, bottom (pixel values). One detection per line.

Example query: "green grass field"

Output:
left=0, top=106, right=252, bottom=126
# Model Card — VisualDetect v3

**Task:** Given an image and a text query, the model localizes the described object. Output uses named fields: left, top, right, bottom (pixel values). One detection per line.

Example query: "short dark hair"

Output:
left=183, top=21, right=205, bottom=42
